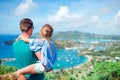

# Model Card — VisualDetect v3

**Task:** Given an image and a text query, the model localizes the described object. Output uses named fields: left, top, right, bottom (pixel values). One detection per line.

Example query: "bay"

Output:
left=1, top=34, right=115, bottom=69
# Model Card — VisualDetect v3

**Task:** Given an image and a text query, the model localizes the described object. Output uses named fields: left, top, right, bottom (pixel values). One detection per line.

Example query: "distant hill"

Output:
left=34, top=31, right=120, bottom=40
left=52, top=31, right=120, bottom=40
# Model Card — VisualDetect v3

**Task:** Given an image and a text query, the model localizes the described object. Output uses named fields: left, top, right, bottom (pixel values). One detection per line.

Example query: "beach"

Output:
left=53, top=55, right=92, bottom=72
left=69, top=55, right=92, bottom=70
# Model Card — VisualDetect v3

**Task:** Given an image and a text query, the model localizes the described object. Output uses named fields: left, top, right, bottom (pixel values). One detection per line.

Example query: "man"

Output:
left=13, top=18, right=45, bottom=80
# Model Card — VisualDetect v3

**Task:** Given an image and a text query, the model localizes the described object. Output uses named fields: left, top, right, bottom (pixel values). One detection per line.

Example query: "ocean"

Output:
left=0, top=34, right=88, bottom=69
left=0, top=34, right=115, bottom=69
left=0, top=34, right=18, bottom=58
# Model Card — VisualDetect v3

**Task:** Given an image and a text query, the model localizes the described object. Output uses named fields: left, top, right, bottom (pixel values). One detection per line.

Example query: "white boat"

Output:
left=65, top=47, right=78, bottom=50
left=65, top=47, right=72, bottom=50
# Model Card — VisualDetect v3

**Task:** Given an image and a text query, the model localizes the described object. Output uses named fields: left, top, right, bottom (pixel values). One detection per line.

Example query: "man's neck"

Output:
left=21, top=33, right=30, bottom=38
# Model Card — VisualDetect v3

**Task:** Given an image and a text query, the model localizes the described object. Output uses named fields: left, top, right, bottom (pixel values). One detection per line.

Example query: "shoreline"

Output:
left=53, top=55, right=92, bottom=71
left=69, top=55, right=92, bottom=69
left=0, top=58, right=15, bottom=63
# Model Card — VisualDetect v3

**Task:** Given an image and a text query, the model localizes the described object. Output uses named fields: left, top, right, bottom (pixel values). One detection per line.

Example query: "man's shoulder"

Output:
left=13, top=39, right=29, bottom=47
left=13, top=39, right=24, bottom=44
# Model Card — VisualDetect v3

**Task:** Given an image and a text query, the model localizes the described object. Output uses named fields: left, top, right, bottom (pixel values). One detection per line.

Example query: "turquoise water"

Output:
left=3, top=49, right=88, bottom=69
left=53, top=49, right=87, bottom=69
left=0, top=34, right=88, bottom=69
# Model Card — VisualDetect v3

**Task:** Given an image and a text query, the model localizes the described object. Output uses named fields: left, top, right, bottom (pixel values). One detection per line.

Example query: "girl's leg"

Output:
left=16, top=64, right=36, bottom=76
left=15, top=63, right=45, bottom=80
left=17, top=74, right=27, bottom=80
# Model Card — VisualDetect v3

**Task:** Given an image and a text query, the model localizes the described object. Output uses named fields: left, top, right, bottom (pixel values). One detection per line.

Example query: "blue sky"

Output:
left=0, top=0, right=120, bottom=35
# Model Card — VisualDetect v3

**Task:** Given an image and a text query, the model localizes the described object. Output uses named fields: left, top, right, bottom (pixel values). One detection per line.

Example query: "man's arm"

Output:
left=20, top=35, right=43, bottom=62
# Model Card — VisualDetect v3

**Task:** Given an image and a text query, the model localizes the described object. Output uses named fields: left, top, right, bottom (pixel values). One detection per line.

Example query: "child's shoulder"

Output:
left=38, top=34, right=43, bottom=39
left=29, top=37, right=44, bottom=45
left=31, top=35, right=44, bottom=41
left=34, top=38, right=44, bottom=43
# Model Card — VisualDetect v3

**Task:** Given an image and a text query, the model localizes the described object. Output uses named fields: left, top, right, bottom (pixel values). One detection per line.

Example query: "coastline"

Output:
left=54, top=55, right=92, bottom=71
left=70, top=55, right=92, bottom=69
left=0, top=58, right=15, bottom=63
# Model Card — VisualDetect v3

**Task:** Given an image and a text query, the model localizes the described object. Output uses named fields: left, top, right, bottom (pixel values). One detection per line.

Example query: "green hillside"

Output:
left=52, top=31, right=120, bottom=40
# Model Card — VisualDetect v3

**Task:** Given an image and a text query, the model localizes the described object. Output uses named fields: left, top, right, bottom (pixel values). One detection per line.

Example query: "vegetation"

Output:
left=0, top=65, right=17, bottom=75
left=45, top=69, right=77, bottom=80
left=54, top=40, right=81, bottom=49
left=88, top=62, right=120, bottom=80
left=80, top=41, right=120, bottom=80
left=79, top=41, right=120, bottom=57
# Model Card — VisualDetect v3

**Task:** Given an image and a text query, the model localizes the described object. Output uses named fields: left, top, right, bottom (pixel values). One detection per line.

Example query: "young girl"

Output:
left=16, top=24, right=57, bottom=80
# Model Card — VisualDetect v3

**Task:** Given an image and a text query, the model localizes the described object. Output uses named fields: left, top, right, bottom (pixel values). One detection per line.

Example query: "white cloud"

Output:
left=56, top=6, right=68, bottom=18
left=112, top=10, right=120, bottom=29
left=47, top=6, right=120, bottom=35
left=101, top=10, right=120, bottom=34
left=107, top=10, right=120, bottom=28
left=13, top=0, right=37, bottom=16
left=48, top=6, right=68, bottom=22
left=48, top=6, right=101, bottom=31
left=115, top=10, right=120, bottom=21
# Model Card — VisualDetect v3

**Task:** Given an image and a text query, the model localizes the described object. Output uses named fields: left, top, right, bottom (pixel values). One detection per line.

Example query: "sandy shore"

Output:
left=54, top=55, right=93, bottom=72
left=72, top=55, right=92, bottom=69
left=85, top=55, right=93, bottom=62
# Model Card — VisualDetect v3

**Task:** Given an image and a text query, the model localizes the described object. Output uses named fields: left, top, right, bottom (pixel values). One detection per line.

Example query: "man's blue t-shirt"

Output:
left=13, top=39, right=45, bottom=80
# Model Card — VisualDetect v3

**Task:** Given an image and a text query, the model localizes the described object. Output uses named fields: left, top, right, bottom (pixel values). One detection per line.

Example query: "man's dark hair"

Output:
left=20, top=18, right=33, bottom=32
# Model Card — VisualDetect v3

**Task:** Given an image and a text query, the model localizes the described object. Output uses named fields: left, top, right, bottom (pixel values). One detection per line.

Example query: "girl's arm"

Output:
left=35, top=52, right=42, bottom=62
